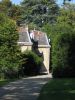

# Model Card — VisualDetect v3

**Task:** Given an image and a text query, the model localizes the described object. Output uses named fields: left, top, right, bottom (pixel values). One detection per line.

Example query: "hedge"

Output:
left=52, top=32, right=75, bottom=78
left=20, top=51, right=43, bottom=76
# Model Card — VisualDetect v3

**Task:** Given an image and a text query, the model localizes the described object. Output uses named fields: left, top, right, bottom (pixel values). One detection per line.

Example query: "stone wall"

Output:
left=20, top=45, right=32, bottom=52
left=38, top=46, right=50, bottom=74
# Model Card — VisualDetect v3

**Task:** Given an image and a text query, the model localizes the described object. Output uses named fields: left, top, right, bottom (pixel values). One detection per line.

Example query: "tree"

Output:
left=42, top=3, right=75, bottom=73
left=20, top=51, right=43, bottom=76
left=8, top=4, right=22, bottom=21
left=50, top=4, right=75, bottom=77
left=0, top=13, right=20, bottom=79
left=52, top=31, right=75, bottom=78
left=0, top=0, right=22, bottom=24
left=0, top=0, right=12, bottom=14
left=20, top=0, right=59, bottom=27
left=42, top=3, right=75, bottom=39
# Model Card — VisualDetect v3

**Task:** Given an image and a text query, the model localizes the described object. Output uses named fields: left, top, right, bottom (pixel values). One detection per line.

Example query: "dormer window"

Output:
left=30, top=30, right=34, bottom=40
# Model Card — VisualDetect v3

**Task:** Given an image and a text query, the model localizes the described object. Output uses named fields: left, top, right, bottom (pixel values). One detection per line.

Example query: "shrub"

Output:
left=4, top=69, right=18, bottom=79
left=0, top=13, right=21, bottom=79
left=52, top=32, right=75, bottom=78
left=20, top=51, right=43, bottom=76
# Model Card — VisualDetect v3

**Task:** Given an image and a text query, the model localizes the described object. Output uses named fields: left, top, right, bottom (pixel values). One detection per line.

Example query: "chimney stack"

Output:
left=25, top=25, right=29, bottom=34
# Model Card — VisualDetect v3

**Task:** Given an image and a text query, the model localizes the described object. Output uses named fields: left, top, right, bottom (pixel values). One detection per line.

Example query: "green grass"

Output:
left=0, top=78, right=18, bottom=87
left=38, top=78, right=75, bottom=100
left=0, top=79, right=11, bottom=87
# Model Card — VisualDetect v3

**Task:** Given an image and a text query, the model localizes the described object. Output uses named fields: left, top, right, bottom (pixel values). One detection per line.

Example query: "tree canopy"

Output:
left=0, top=0, right=22, bottom=22
left=0, top=13, right=20, bottom=79
left=20, top=0, right=59, bottom=27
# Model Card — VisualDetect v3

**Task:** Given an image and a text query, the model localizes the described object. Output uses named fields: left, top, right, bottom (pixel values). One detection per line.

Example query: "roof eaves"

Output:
left=44, top=32, right=50, bottom=45
left=38, top=45, right=51, bottom=48
left=18, top=42, right=32, bottom=46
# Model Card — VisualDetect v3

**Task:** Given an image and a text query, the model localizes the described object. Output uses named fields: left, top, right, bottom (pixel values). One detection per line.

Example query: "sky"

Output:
left=10, top=0, right=75, bottom=5
left=10, top=0, right=22, bottom=4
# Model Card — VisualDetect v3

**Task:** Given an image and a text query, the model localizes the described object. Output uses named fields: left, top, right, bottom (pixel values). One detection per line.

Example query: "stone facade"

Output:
left=38, top=46, right=50, bottom=74
left=20, top=45, right=32, bottom=52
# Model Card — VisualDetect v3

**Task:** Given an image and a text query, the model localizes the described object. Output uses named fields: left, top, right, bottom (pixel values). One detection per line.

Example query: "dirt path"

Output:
left=0, top=74, right=52, bottom=100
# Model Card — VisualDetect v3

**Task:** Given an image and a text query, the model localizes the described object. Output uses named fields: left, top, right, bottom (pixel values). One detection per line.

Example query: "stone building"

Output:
left=18, top=26, right=50, bottom=74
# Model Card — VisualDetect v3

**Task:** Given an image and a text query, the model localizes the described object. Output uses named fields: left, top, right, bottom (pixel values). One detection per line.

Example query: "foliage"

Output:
left=38, top=79, right=75, bottom=100
left=42, top=4, right=75, bottom=76
left=0, top=0, right=12, bottom=15
left=0, top=13, right=20, bottom=79
left=0, top=0, right=22, bottom=23
left=28, top=22, right=39, bottom=30
left=20, top=0, right=59, bottom=27
left=52, top=32, right=75, bottom=78
left=42, top=3, right=75, bottom=39
left=20, top=51, right=43, bottom=76
left=42, top=23, right=56, bottom=41
left=8, top=5, right=22, bottom=21
left=51, top=4, right=75, bottom=78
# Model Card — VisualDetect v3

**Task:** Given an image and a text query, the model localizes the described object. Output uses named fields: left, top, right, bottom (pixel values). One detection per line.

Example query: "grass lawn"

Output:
left=0, top=79, right=18, bottom=87
left=0, top=79, right=11, bottom=87
left=38, top=78, right=75, bottom=100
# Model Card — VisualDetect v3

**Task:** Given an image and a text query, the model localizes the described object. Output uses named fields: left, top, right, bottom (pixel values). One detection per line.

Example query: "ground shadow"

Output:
left=0, top=75, right=51, bottom=100
left=38, top=78, right=75, bottom=100
left=32, top=40, right=48, bottom=74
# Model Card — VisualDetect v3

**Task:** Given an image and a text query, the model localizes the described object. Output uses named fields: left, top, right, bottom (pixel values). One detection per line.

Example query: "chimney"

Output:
left=25, top=25, right=29, bottom=34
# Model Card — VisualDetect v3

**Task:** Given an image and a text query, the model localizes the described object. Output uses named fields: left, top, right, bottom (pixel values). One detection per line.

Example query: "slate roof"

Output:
left=18, top=27, right=50, bottom=47
left=19, top=32, right=29, bottom=42
left=33, top=31, right=49, bottom=46
left=18, top=27, right=32, bottom=46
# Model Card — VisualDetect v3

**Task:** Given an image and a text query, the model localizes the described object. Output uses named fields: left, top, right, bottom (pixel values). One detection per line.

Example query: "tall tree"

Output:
left=0, top=0, right=22, bottom=23
left=8, top=4, right=22, bottom=21
left=0, top=0, right=12, bottom=14
left=0, top=13, right=20, bottom=78
left=21, top=0, right=59, bottom=27
left=42, top=3, right=75, bottom=40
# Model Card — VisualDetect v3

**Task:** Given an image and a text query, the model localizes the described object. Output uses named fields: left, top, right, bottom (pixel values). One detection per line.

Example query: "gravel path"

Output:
left=0, top=74, right=52, bottom=100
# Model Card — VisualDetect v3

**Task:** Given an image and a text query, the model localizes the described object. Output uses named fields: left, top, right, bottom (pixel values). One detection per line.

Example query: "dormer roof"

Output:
left=33, top=30, right=49, bottom=46
left=18, top=27, right=32, bottom=46
left=18, top=26, right=50, bottom=47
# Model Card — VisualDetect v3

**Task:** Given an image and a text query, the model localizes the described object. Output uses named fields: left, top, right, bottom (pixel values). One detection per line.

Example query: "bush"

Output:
left=52, top=32, right=75, bottom=78
left=20, top=51, right=43, bottom=76
left=4, top=69, right=18, bottom=79
left=0, top=13, right=21, bottom=79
